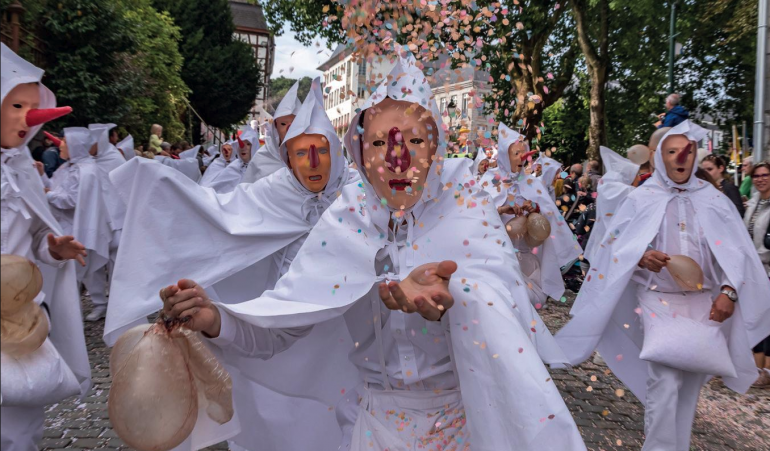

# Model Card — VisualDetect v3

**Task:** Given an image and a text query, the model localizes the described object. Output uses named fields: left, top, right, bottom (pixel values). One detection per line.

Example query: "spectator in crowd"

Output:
left=743, top=161, right=770, bottom=387
left=179, top=140, right=191, bottom=151
left=563, top=163, right=583, bottom=197
left=148, top=123, right=163, bottom=155
left=587, top=159, right=602, bottom=189
left=108, top=127, right=119, bottom=146
left=701, top=154, right=745, bottom=216
left=159, top=141, right=171, bottom=157
left=169, top=143, right=181, bottom=159
left=34, top=133, right=66, bottom=177
left=637, top=161, right=653, bottom=185
left=740, top=156, right=754, bottom=198
left=656, top=93, right=689, bottom=128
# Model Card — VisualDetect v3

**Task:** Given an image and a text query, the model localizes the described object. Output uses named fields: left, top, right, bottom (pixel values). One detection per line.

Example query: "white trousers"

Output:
left=0, top=406, right=45, bottom=451
left=83, top=265, right=108, bottom=307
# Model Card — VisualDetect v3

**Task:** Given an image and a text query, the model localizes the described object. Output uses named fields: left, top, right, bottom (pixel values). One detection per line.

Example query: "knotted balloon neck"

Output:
left=386, top=127, right=410, bottom=173
left=309, top=144, right=320, bottom=169
left=26, top=106, right=72, bottom=127
left=676, top=142, right=692, bottom=165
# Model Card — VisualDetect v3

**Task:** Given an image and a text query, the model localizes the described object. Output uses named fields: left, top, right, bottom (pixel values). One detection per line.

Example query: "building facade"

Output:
left=229, top=0, right=274, bottom=123
left=317, top=46, right=493, bottom=151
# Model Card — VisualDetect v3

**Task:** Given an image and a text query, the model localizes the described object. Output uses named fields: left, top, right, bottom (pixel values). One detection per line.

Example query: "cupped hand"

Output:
left=378, top=261, right=458, bottom=321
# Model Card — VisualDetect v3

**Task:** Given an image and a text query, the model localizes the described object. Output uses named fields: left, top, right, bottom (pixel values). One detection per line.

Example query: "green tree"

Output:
left=267, top=76, right=312, bottom=112
left=121, top=0, right=189, bottom=143
left=41, top=0, right=137, bottom=127
left=153, top=0, right=261, bottom=132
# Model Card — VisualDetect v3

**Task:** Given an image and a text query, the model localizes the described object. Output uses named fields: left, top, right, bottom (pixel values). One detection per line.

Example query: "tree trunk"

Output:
left=587, top=67, right=607, bottom=160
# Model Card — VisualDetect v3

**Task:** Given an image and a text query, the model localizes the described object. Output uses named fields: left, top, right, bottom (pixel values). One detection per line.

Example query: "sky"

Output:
left=270, top=27, right=333, bottom=80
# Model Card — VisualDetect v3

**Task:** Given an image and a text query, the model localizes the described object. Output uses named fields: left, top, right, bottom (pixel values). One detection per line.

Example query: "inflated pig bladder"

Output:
left=506, top=215, right=528, bottom=241
left=526, top=212, right=552, bottom=243
left=109, top=324, right=198, bottom=451
left=1, top=254, right=48, bottom=356
left=666, top=255, right=704, bottom=292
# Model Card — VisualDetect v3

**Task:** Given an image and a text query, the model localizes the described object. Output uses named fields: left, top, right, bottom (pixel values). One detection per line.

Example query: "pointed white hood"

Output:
left=651, top=120, right=709, bottom=191
left=1, top=43, right=56, bottom=149
left=88, top=123, right=116, bottom=155
left=274, top=79, right=303, bottom=118
left=116, top=134, right=135, bottom=161
left=343, top=48, right=447, bottom=211
left=496, top=122, right=530, bottom=177
left=63, top=127, right=100, bottom=164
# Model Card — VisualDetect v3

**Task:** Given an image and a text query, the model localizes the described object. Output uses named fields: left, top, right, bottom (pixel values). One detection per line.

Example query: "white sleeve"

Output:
left=207, top=304, right=314, bottom=359
left=46, top=170, right=79, bottom=210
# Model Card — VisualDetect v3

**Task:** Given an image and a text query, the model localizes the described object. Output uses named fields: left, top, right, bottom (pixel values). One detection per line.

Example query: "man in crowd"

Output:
left=563, top=163, right=583, bottom=197
left=587, top=159, right=602, bottom=190
left=740, top=156, right=754, bottom=198
left=656, top=93, right=689, bottom=129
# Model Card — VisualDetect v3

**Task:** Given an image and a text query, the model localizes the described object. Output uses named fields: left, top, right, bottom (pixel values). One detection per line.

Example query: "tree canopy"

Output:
left=267, top=76, right=312, bottom=113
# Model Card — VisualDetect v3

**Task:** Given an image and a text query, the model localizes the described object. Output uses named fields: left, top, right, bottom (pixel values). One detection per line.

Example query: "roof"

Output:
left=229, top=0, right=268, bottom=32
left=317, top=44, right=353, bottom=71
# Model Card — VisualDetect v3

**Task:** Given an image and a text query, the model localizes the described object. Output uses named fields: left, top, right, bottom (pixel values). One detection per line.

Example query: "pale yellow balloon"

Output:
left=506, top=216, right=528, bottom=241
left=627, top=144, right=651, bottom=165
left=109, top=325, right=198, bottom=451
left=667, top=255, right=704, bottom=291
left=524, top=232, right=546, bottom=248
left=1, top=254, right=43, bottom=316
left=0, top=302, right=49, bottom=357
left=526, top=212, right=552, bottom=242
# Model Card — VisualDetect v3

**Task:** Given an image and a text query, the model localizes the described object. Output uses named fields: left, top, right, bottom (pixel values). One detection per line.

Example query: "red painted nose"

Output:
left=309, top=144, right=320, bottom=169
left=26, top=106, right=72, bottom=127
left=43, top=131, right=62, bottom=147
left=386, top=127, right=410, bottom=173
left=676, top=143, right=692, bottom=165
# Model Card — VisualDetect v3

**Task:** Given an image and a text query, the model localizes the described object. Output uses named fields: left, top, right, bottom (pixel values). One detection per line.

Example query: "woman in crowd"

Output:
left=744, top=161, right=770, bottom=388
left=701, top=154, right=745, bottom=216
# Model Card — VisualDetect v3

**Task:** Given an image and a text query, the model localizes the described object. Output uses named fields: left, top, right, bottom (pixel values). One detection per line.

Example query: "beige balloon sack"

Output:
left=1, top=254, right=49, bottom=357
left=108, top=319, right=234, bottom=451
left=666, top=255, right=705, bottom=291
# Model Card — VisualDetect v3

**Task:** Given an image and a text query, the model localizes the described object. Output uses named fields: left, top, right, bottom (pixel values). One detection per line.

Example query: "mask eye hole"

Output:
left=319, top=148, right=329, bottom=154
left=409, top=138, right=424, bottom=144
left=373, top=140, right=385, bottom=146
left=12, top=103, right=22, bottom=109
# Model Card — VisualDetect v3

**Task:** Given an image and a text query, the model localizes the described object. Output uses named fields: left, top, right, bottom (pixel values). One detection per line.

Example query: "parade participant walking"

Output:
left=155, top=50, right=587, bottom=451
left=242, top=80, right=302, bottom=183
left=557, top=121, right=770, bottom=451
left=1, top=43, right=91, bottom=451
left=483, top=123, right=582, bottom=308
left=105, top=81, right=355, bottom=451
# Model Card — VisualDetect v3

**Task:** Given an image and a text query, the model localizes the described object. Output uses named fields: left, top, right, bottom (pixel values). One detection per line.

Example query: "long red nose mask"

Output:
left=385, top=127, right=410, bottom=173
left=26, top=106, right=73, bottom=127
left=43, top=131, right=62, bottom=147
left=237, top=135, right=245, bottom=150
left=676, top=142, right=692, bottom=165
left=309, top=144, right=320, bottom=169
left=521, top=150, right=537, bottom=161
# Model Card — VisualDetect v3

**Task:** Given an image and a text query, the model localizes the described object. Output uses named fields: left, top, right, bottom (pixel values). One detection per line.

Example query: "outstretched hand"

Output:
left=47, top=233, right=87, bottom=266
left=378, top=261, right=458, bottom=321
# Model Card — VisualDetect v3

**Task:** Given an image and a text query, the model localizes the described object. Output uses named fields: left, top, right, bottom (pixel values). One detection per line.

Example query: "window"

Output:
left=258, top=47, right=267, bottom=58
left=358, top=61, right=366, bottom=76
left=462, top=93, right=470, bottom=117
left=256, top=86, right=264, bottom=100
left=440, top=97, right=447, bottom=113
left=258, top=35, right=268, bottom=45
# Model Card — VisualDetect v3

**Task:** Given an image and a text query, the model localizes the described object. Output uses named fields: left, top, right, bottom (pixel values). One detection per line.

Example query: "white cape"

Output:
left=556, top=121, right=770, bottom=402
left=156, top=145, right=201, bottom=182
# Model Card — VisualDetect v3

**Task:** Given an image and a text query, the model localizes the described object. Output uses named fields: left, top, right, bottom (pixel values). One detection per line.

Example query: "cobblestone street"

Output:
left=40, top=293, right=770, bottom=451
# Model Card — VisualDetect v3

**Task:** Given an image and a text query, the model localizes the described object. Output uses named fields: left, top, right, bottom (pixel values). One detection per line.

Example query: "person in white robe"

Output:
left=534, top=154, right=562, bottom=201
left=204, top=128, right=259, bottom=193
left=199, top=140, right=236, bottom=188
left=482, top=123, right=582, bottom=308
left=156, top=144, right=202, bottom=182
left=0, top=43, right=91, bottom=451
left=583, top=146, right=640, bottom=265
left=89, top=123, right=125, bottom=173
left=155, top=49, right=587, bottom=451
left=556, top=120, right=770, bottom=451
left=242, top=80, right=302, bottom=184
left=46, top=127, right=122, bottom=321
left=116, top=134, right=135, bottom=161
left=105, top=81, right=357, bottom=451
